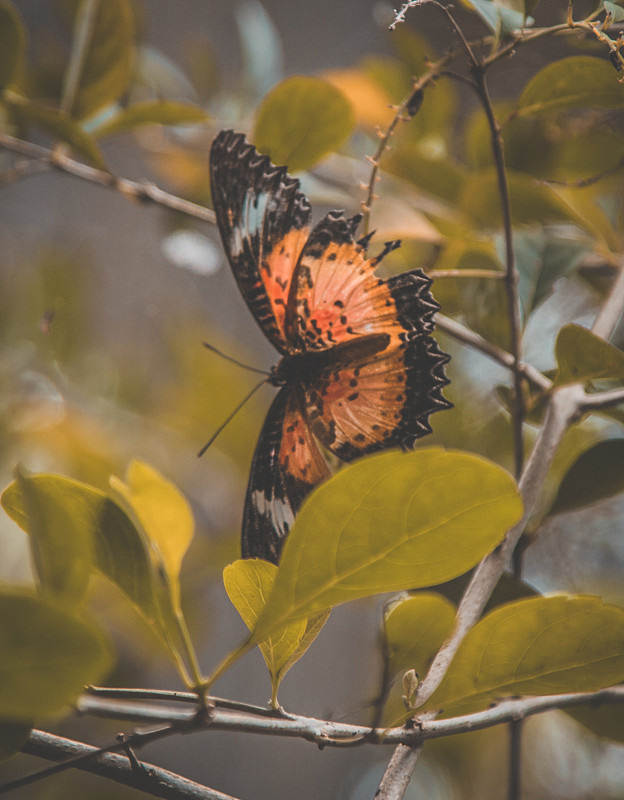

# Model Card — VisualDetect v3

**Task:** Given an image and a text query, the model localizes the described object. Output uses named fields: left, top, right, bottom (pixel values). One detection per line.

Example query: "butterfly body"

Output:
left=210, top=130, right=451, bottom=563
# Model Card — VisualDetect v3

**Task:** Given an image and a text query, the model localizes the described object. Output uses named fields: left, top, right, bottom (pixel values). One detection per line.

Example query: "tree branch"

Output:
left=0, top=132, right=216, bottom=224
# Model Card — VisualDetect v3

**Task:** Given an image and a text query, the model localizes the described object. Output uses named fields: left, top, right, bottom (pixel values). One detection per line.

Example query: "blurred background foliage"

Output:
left=2, top=0, right=624, bottom=798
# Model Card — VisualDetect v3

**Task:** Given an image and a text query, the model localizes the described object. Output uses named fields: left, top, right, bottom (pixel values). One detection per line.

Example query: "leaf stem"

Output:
left=60, top=0, right=100, bottom=116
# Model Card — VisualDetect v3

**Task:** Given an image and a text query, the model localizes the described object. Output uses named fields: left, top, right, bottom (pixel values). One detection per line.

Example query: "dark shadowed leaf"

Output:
left=252, top=449, right=522, bottom=642
left=93, top=100, right=208, bottom=138
left=554, top=324, right=624, bottom=386
left=384, top=593, right=456, bottom=679
left=547, top=439, right=624, bottom=517
left=0, top=721, right=32, bottom=761
left=0, top=591, right=113, bottom=720
left=254, top=76, right=354, bottom=171
left=426, top=595, right=624, bottom=715
left=516, top=56, right=624, bottom=118
left=0, top=1, right=26, bottom=91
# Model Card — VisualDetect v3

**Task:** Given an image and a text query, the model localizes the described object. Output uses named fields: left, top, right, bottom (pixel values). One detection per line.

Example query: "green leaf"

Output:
left=224, top=560, right=327, bottom=706
left=110, top=460, right=194, bottom=613
left=254, top=76, right=355, bottom=171
left=516, top=57, right=624, bottom=118
left=0, top=1, right=26, bottom=92
left=1, top=474, right=157, bottom=623
left=252, top=449, right=522, bottom=642
left=387, top=142, right=467, bottom=203
left=604, top=1, right=624, bottom=22
left=12, top=467, right=94, bottom=606
left=462, top=0, right=527, bottom=35
left=66, top=0, right=135, bottom=119
left=384, top=593, right=456, bottom=679
left=3, top=92, right=105, bottom=168
left=0, top=591, right=113, bottom=720
left=92, top=100, right=208, bottom=138
left=547, top=439, right=624, bottom=517
left=554, top=323, right=624, bottom=386
left=459, top=169, right=582, bottom=228
left=427, top=595, right=624, bottom=714
left=506, top=229, right=589, bottom=321
left=0, top=721, right=31, bottom=761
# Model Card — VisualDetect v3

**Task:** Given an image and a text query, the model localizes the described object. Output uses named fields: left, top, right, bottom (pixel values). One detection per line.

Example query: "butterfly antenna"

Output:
left=198, top=378, right=268, bottom=457
left=203, top=341, right=270, bottom=377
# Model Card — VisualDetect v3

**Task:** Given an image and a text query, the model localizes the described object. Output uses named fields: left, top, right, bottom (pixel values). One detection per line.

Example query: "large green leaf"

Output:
left=1, top=474, right=157, bottom=621
left=426, top=596, right=624, bottom=715
left=64, top=0, right=135, bottom=119
left=547, top=439, right=624, bottom=517
left=516, top=57, right=624, bottom=118
left=252, top=449, right=522, bottom=642
left=0, top=591, right=113, bottom=720
left=0, top=1, right=26, bottom=92
left=93, top=100, right=208, bottom=138
left=254, top=76, right=354, bottom=171
left=224, top=560, right=328, bottom=706
left=554, top=324, right=624, bottom=386
left=12, top=467, right=94, bottom=607
left=462, top=0, right=527, bottom=35
left=384, top=593, right=456, bottom=679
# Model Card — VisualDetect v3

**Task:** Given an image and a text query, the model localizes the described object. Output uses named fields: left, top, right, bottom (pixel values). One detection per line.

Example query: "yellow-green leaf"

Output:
left=0, top=591, right=113, bottom=720
left=224, top=560, right=327, bottom=706
left=547, top=439, right=624, bottom=517
left=554, top=324, right=624, bottom=386
left=516, top=57, right=624, bottom=118
left=3, top=92, right=105, bottom=168
left=110, top=460, right=194, bottom=601
left=13, top=467, right=94, bottom=606
left=384, top=593, right=456, bottom=679
left=65, top=0, right=135, bottom=119
left=0, top=1, right=26, bottom=92
left=426, top=596, right=624, bottom=715
left=254, top=76, right=354, bottom=171
left=252, top=449, right=522, bottom=642
left=1, top=474, right=157, bottom=623
left=93, top=100, right=208, bottom=138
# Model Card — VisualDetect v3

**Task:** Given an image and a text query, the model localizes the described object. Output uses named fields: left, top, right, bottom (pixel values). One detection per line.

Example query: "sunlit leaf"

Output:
left=0, top=591, right=113, bottom=720
left=12, top=467, right=94, bottom=606
left=66, top=0, right=135, bottom=119
left=252, top=449, right=522, bottom=642
left=324, top=67, right=394, bottom=128
left=547, top=439, right=624, bottom=517
left=554, top=324, right=624, bottom=386
left=426, top=596, right=624, bottom=715
left=254, top=76, right=355, bottom=171
left=1, top=474, right=157, bottom=622
left=0, top=1, right=26, bottom=92
left=384, top=593, right=456, bottom=679
left=110, top=460, right=194, bottom=610
left=516, top=57, right=624, bottom=118
left=93, top=100, right=208, bottom=138
left=3, top=92, right=105, bottom=167
left=224, top=560, right=327, bottom=705
left=0, top=721, right=31, bottom=761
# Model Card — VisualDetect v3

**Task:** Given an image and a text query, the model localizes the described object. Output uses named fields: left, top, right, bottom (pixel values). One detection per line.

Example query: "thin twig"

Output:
left=0, top=132, right=216, bottom=224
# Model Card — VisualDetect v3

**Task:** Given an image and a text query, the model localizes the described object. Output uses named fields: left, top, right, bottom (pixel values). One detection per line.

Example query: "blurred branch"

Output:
left=0, top=132, right=216, bottom=224
left=15, top=729, right=238, bottom=800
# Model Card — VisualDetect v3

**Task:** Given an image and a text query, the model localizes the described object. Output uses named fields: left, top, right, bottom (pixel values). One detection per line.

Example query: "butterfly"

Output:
left=209, top=130, right=451, bottom=564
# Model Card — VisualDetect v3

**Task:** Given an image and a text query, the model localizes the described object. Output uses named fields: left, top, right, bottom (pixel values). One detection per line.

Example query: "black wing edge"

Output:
left=209, top=130, right=312, bottom=350
left=387, top=269, right=451, bottom=448
left=241, top=387, right=323, bottom=564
